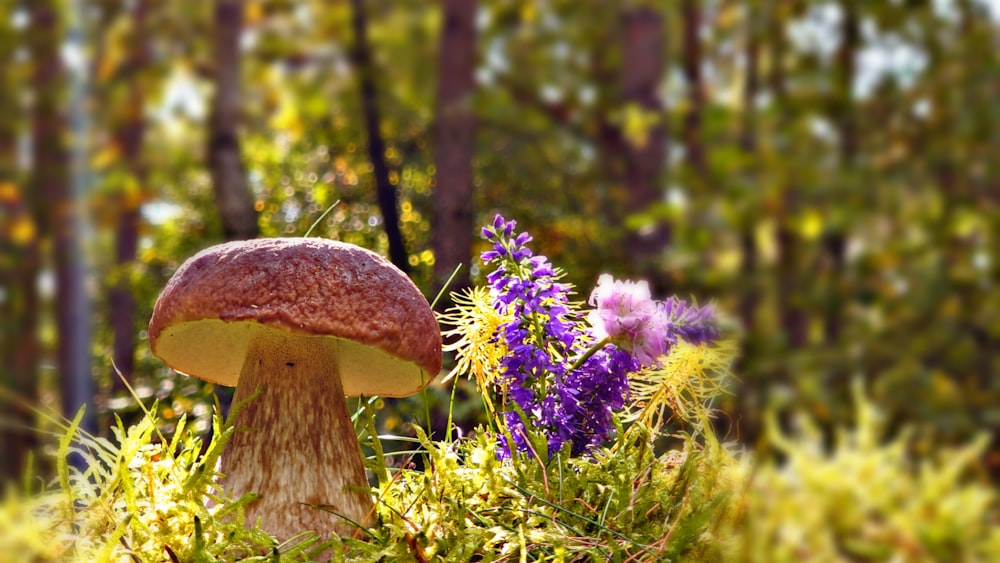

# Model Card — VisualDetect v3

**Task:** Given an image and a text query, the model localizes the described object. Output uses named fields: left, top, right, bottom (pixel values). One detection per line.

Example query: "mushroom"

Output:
left=148, top=237, right=441, bottom=540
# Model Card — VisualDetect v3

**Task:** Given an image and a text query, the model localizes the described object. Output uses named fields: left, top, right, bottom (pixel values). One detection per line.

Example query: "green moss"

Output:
left=714, top=385, right=1000, bottom=563
left=3, top=382, right=996, bottom=562
left=0, top=394, right=742, bottom=562
left=0, top=404, right=323, bottom=562
left=334, top=420, right=737, bottom=562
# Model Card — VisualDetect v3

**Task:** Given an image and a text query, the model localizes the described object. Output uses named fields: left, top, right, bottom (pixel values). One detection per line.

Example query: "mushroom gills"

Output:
left=153, top=318, right=432, bottom=396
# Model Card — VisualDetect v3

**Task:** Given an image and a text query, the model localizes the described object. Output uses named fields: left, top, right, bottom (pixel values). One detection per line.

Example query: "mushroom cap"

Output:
left=148, top=237, right=442, bottom=397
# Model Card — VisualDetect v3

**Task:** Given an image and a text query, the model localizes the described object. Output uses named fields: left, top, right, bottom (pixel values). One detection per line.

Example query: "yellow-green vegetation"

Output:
left=0, top=406, right=328, bottom=562
left=357, top=424, right=739, bottom=561
left=0, top=402, right=740, bottom=562
left=0, top=321, right=744, bottom=562
left=716, top=386, right=1000, bottom=563
left=2, top=273, right=997, bottom=563
left=3, top=382, right=999, bottom=562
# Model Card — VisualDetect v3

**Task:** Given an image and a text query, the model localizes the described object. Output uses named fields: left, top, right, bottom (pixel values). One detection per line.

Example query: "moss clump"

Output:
left=346, top=423, right=739, bottom=562
left=715, top=386, right=1000, bottom=563
left=4, top=386, right=999, bottom=562
left=0, top=405, right=334, bottom=562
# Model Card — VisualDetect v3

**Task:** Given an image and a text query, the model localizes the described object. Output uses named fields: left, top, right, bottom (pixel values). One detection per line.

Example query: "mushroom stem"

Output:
left=221, top=328, right=374, bottom=540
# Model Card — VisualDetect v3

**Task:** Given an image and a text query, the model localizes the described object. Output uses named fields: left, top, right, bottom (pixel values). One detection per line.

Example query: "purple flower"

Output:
left=483, top=215, right=628, bottom=458
left=660, top=296, right=719, bottom=347
left=587, top=274, right=667, bottom=367
left=478, top=215, right=720, bottom=459
left=587, top=274, right=721, bottom=362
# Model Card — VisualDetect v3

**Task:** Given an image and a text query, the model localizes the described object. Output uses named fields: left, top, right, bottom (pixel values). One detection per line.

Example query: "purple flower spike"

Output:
left=480, top=215, right=635, bottom=458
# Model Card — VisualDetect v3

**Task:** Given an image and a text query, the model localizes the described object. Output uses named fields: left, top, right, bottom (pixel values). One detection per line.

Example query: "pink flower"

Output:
left=587, top=274, right=667, bottom=366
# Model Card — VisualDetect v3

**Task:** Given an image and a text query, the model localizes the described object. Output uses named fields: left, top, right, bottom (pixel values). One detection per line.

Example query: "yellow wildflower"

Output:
left=627, top=338, right=737, bottom=432
left=438, top=287, right=512, bottom=415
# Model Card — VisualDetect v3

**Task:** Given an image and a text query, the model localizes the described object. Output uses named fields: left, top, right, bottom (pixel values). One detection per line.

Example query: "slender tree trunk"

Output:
left=0, top=0, right=35, bottom=482
left=209, top=0, right=259, bottom=241
left=777, top=219, right=807, bottom=350
left=432, top=0, right=477, bottom=295
left=621, top=7, right=669, bottom=292
left=765, top=4, right=807, bottom=351
left=350, top=0, right=409, bottom=273
left=0, top=14, right=18, bottom=209
left=0, top=46, right=37, bottom=479
left=738, top=0, right=760, bottom=337
left=589, top=22, right=626, bottom=230
left=824, top=0, right=859, bottom=346
left=109, top=0, right=149, bottom=391
left=681, top=0, right=707, bottom=184
left=0, top=220, right=40, bottom=481
left=30, top=0, right=96, bottom=435
left=736, top=0, right=778, bottom=449
left=111, top=214, right=141, bottom=388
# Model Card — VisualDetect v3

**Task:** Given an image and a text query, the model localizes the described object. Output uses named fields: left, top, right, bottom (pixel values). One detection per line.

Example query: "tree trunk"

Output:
left=777, top=216, right=808, bottom=350
left=621, top=7, right=669, bottom=292
left=209, top=0, right=259, bottom=241
left=0, top=216, right=40, bottom=481
left=109, top=0, right=149, bottom=391
left=0, top=202, right=41, bottom=477
left=738, top=0, right=760, bottom=337
left=824, top=0, right=859, bottom=346
left=432, top=0, right=477, bottom=296
left=30, top=0, right=96, bottom=437
left=765, top=5, right=806, bottom=351
left=0, top=0, right=35, bottom=481
left=350, top=0, right=409, bottom=273
left=681, top=0, right=707, bottom=184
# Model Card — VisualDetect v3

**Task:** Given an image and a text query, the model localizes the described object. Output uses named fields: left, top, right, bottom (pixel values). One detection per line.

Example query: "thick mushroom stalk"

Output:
left=223, top=329, right=372, bottom=538
left=148, top=238, right=442, bottom=544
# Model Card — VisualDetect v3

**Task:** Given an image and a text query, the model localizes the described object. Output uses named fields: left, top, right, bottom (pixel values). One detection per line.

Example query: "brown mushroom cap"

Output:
left=149, top=237, right=442, bottom=397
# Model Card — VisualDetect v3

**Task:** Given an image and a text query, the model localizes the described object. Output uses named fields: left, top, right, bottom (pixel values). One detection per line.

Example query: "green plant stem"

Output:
left=363, top=400, right=390, bottom=485
left=302, top=199, right=340, bottom=237
left=570, top=337, right=611, bottom=371
left=445, top=373, right=461, bottom=444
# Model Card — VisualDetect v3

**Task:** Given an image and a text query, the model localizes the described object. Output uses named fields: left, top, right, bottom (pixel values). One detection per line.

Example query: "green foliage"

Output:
left=50, top=0, right=999, bottom=470
left=1, top=389, right=739, bottom=563
left=3, top=283, right=745, bottom=562
left=715, top=386, right=1000, bottom=563
left=4, top=378, right=999, bottom=562
left=0, top=406, right=293, bottom=562
left=359, top=423, right=738, bottom=562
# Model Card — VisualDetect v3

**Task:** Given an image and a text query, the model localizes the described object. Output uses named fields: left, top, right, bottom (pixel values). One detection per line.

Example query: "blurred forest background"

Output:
left=1, top=0, right=999, bottom=484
